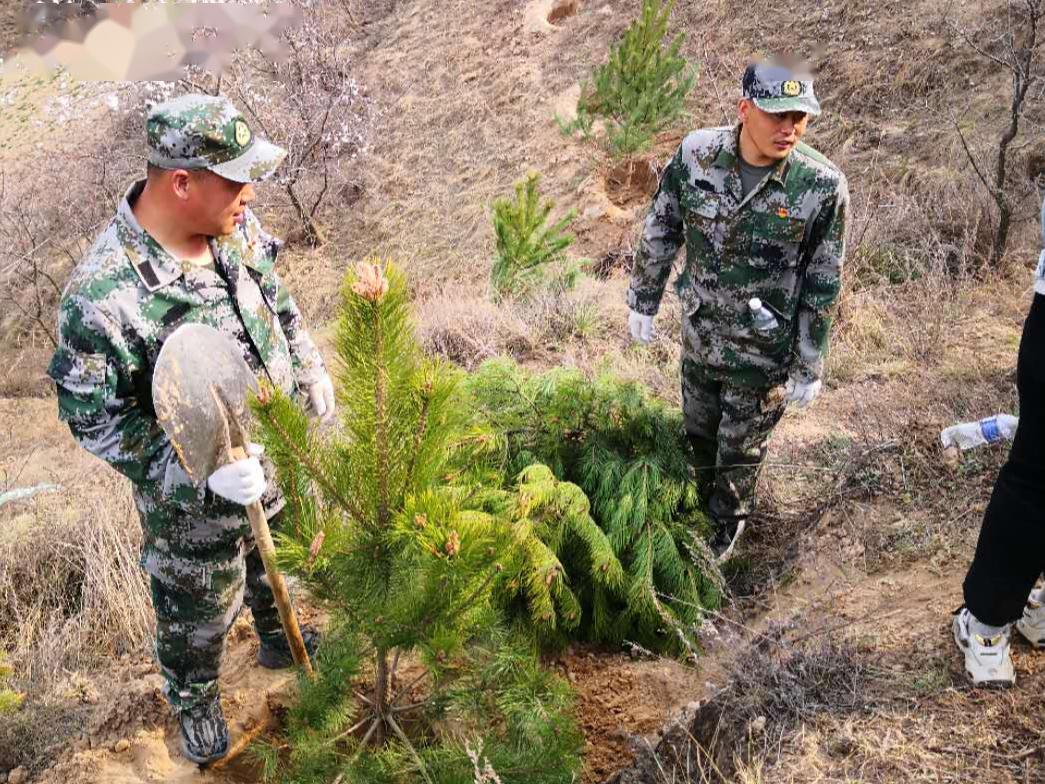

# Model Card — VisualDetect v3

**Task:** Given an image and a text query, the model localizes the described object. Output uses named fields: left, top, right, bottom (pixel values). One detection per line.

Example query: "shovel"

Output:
left=152, top=323, right=315, bottom=680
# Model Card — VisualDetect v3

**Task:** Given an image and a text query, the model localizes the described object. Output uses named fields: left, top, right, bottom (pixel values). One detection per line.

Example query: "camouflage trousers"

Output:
left=681, top=357, right=788, bottom=526
left=149, top=513, right=286, bottom=711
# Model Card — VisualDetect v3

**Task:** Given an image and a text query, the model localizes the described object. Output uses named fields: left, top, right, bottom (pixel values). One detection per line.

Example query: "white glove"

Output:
left=207, top=443, right=267, bottom=505
left=785, top=377, right=822, bottom=409
left=628, top=310, right=654, bottom=344
left=308, top=373, right=336, bottom=424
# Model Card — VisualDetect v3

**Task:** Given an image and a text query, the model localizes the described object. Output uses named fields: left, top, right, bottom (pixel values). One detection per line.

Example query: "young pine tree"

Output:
left=251, top=262, right=582, bottom=783
left=490, top=174, right=578, bottom=300
left=576, top=0, right=696, bottom=155
left=460, top=359, right=723, bottom=656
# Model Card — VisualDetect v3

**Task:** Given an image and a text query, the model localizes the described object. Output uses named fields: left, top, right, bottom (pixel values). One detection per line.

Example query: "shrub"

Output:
left=0, top=653, right=23, bottom=715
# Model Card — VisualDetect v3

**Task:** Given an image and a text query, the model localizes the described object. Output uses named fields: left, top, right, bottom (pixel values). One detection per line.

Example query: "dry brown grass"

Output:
left=0, top=468, right=152, bottom=773
left=0, top=473, right=152, bottom=688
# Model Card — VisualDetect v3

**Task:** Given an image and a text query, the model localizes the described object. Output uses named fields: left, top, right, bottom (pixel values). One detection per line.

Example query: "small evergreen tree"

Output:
left=566, top=0, right=696, bottom=156
left=251, top=262, right=583, bottom=783
left=490, top=174, right=578, bottom=300
left=460, top=360, right=723, bottom=656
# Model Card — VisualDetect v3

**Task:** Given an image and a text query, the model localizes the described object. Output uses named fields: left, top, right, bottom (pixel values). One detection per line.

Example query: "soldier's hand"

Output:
left=207, top=443, right=267, bottom=505
left=308, top=372, right=336, bottom=424
left=628, top=310, right=654, bottom=344
left=785, top=377, right=822, bottom=409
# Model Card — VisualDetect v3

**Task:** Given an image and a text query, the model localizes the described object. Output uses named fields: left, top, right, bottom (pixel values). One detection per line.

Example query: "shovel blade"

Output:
left=152, top=323, right=259, bottom=483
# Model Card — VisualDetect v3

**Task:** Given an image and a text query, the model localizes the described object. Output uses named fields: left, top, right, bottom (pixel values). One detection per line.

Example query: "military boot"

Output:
left=258, top=626, right=321, bottom=669
left=177, top=693, right=229, bottom=765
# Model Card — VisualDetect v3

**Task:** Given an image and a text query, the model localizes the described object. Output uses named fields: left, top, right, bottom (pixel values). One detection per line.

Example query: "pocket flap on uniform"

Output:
left=47, top=346, right=107, bottom=393
left=763, top=214, right=806, bottom=243
left=685, top=192, right=719, bottom=220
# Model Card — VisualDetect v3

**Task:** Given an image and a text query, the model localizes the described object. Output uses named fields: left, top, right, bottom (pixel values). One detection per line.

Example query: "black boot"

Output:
left=177, top=693, right=229, bottom=765
left=257, top=626, right=321, bottom=670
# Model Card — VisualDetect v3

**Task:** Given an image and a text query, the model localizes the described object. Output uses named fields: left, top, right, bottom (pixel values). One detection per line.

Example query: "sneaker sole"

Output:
left=1016, top=621, right=1045, bottom=649
left=953, top=619, right=1015, bottom=687
left=715, top=519, right=747, bottom=565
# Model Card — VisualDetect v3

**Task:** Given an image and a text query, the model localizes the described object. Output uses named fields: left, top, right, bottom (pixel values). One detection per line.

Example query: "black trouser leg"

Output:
left=963, top=294, right=1045, bottom=626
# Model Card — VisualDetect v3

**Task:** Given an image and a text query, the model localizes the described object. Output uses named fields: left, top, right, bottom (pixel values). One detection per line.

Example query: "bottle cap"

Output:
left=749, top=298, right=762, bottom=311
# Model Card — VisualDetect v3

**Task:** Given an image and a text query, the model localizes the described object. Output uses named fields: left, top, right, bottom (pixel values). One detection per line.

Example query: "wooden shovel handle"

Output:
left=230, top=446, right=315, bottom=680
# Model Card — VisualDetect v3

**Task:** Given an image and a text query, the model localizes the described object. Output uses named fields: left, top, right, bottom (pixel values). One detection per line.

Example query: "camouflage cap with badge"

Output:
left=146, top=94, right=287, bottom=184
left=742, top=61, right=821, bottom=116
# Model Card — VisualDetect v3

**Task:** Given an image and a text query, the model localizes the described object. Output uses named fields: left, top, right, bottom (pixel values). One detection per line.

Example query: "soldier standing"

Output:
left=46, top=95, right=335, bottom=764
left=627, top=61, right=849, bottom=561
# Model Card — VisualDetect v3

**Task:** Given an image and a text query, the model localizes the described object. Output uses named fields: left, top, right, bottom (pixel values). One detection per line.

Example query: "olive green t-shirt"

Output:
left=739, top=158, right=775, bottom=199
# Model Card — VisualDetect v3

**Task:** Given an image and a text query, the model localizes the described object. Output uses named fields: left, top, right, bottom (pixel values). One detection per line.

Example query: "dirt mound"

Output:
left=548, top=0, right=581, bottom=24
left=603, top=159, right=659, bottom=208
left=551, top=647, right=721, bottom=783
left=33, top=617, right=297, bottom=784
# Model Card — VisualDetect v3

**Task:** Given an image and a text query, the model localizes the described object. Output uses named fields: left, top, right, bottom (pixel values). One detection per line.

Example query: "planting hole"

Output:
left=605, top=158, right=659, bottom=208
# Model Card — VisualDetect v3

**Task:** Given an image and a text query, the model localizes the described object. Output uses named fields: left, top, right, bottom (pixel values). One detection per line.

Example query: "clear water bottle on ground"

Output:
left=749, top=298, right=779, bottom=332
left=940, top=415, right=1019, bottom=450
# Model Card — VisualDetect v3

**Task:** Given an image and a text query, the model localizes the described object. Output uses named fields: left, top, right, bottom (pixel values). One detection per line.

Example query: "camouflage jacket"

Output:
left=628, top=125, right=849, bottom=387
left=47, top=180, right=324, bottom=573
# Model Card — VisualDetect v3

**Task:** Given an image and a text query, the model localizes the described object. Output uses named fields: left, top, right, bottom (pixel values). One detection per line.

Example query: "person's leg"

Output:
left=151, top=552, right=246, bottom=708
left=681, top=357, right=722, bottom=511
left=150, top=545, right=246, bottom=763
left=963, top=294, right=1045, bottom=626
left=711, top=380, right=788, bottom=531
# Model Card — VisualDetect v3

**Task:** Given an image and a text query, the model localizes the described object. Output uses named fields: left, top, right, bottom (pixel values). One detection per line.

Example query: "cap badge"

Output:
left=234, top=120, right=251, bottom=147
left=782, top=80, right=801, bottom=97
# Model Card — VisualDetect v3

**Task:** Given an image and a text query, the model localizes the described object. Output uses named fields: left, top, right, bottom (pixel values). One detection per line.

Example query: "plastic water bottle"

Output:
left=940, top=415, right=1019, bottom=450
left=749, top=298, right=779, bottom=332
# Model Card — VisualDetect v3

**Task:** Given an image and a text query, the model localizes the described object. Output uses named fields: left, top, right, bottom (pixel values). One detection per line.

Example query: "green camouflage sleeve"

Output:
left=626, top=146, right=686, bottom=316
left=793, top=175, right=849, bottom=383
left=270, top=271, right=326, bottom=387
left=47, top=296, right=204, bottom=508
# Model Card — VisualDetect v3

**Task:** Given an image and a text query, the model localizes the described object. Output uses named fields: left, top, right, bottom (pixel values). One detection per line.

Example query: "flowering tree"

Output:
left=216, top=1, right=373, bottom=246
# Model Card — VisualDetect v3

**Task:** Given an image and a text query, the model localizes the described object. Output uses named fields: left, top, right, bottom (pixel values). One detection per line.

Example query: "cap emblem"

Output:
left=234, top=120, right=252, bottom=147
left=782, top=80, right=801, bottom=97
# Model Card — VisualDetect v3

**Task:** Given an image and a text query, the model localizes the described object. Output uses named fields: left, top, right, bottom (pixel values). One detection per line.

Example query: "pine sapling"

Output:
left=461, top=359, right=723, bottom=656
left=491, top=174, right=577, bottom=299
left=575, top=0, right=696, bottom=156
left=251, top=262, right=583, bottom=783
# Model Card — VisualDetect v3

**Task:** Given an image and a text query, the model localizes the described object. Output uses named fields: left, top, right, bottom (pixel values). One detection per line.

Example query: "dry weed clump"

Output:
left=609, top=623, right=878, bottom=784
left=0, top=474, right=151, bottom=689
left=417, top=279, right=613, bottom=369
left=417, top=293, right=535, bottom=369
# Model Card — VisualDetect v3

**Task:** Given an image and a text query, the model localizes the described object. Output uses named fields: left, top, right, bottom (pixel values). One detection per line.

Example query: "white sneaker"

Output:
left=1017, top=586, right=1045, bottom=648
left=952, top=608, right=1015, bottom=687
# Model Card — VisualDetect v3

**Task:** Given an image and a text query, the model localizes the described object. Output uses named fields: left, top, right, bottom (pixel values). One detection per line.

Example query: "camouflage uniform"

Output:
left=628, top=109, right=848, bottom=525
left=47, top=96, right=323, bottom=709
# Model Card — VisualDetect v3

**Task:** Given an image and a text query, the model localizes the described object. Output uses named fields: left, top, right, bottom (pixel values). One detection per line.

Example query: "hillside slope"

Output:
left=2, top=0, right=1044, bottom=781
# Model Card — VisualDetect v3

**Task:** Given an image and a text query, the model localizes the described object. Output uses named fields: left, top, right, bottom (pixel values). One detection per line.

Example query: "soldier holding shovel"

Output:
left=47, top=95, right=334, bottom=764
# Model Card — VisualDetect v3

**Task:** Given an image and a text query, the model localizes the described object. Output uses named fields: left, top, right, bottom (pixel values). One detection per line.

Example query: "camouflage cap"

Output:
left=742, top=62, right=821, bottom=116
left=146, top=94, right=287, bottom=184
